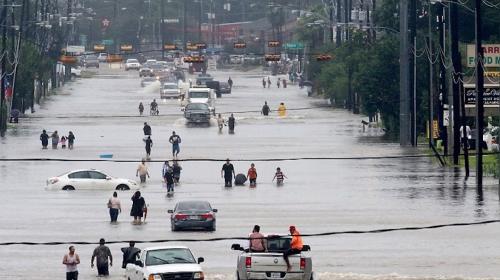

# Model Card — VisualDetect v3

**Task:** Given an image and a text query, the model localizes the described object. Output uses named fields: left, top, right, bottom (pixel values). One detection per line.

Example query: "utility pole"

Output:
left=450, top=0, right=461, bottom=164
left=343, top=0, right=348, bottom=41
left=161, top=0, right=165, bottom=59
left=437, top=3, right=447, bottom=155
left=328, top=0, right=334, bottom=43
left=198, top=0, right=202, bottom=42
left=182, top=0, right=187, bottom=51
left=475, top=0, right=484, bottom=188
left=1, top=0, right=8, bottom=137
left=428, top=2, right=434, bottom=148
left=409, top=0, right=416, bottom=146
left=399, top=0, right=411, bottom=146
left=336, top=0, right=341, bottom=46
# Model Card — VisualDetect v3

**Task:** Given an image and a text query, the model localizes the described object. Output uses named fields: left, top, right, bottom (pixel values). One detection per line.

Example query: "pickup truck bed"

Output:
left=232, top=237, right=313, bottom=280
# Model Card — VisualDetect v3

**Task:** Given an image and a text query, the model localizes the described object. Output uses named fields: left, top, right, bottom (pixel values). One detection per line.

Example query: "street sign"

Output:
left=102, top=39, right=114, bottom=46
left=164, top=18, right=179, bottom=23
left=66, top=45, right=85, bottom=53
left=285, top=42, right=304, bottom=49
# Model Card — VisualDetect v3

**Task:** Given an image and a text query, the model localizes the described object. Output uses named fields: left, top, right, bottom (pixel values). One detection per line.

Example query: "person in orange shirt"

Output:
left=284, top=225, right=303, bottom=271
left=247, top=163, right=257, bottom=186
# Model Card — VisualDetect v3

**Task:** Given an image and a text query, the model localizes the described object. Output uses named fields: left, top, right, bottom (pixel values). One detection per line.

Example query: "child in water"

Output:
left=272, top=167, right=287, bottom=185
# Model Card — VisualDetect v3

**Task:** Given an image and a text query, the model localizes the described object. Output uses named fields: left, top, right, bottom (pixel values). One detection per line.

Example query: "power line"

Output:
left=1, top=219, right=499, bottom=246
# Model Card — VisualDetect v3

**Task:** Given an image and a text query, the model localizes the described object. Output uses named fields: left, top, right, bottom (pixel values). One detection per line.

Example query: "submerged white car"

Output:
left=125, top=246, right=205, bottom=280
left=46, top=169, right=139, bottom=191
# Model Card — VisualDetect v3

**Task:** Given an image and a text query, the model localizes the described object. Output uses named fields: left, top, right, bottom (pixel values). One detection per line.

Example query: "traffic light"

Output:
left=268, top=41, right=280, bottom=48
left=164, top=44, right=177, bottom=50
left=316, top=54, right=333, bottom=61
left=265, top=54, right=281, bottom=62
left=184, top=56, right=205, bottom=63
left=120, top=45, right=133, bottom=51
left=196, top=43, right=207, bottom=49
left=233, top=42, right=246, bottom=49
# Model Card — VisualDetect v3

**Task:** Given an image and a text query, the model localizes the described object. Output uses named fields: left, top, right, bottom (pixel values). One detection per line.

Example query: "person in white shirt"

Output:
left=63, top=246, right=80, bottom=280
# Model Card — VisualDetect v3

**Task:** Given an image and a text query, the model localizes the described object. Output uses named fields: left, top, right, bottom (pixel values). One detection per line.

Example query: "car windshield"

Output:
left=127, top=59, right=138, bottom=63
left=163, top=84, right=177, bottom=89
left=186, top=103, right=209, bottom=110
left=86, top=55, right=97, bottom=60
left=143, top=78, right=156, bottom=82
left=176, top=201, right=211, bottom=211
left=145, top=248, right=196, bottom=266
left=266, top=237, right=291, bottom=252
left=189, top=91, right=209, bottom=98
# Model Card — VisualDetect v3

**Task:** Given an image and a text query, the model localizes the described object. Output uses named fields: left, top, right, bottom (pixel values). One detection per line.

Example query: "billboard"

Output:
left=466, top=44, right=500, bottom=67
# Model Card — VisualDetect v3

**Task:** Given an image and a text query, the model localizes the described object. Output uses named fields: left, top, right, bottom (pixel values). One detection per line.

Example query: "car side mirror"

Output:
left=231, top=244, right=243, bottom=251
left=302, top=245, right=311, bottom=252
left=167, top=209, right=173, bottom=213
left=197, top=257, right=204, bottom=264
left=135, top=260, right=143, bottom=267
left=105, top=176, right=111, bottom=180
left=212, top=209, right=218, bottom=213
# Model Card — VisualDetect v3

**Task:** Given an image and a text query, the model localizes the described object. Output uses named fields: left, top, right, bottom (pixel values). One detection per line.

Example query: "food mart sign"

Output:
left=467, top=44, right=500, bottom=67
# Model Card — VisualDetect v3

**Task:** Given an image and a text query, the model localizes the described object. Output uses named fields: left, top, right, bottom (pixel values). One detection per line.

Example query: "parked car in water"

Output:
left=168, top=200, right=217, bottom=231
left=125, top=246, right=205, bottom=280
left=125, top=58, right=141, bottom=70
left=83, top=55, right=99, bottom=68
left=71, top=67, right=82, bottom=78
left=46, top=169, right=139, bottom=191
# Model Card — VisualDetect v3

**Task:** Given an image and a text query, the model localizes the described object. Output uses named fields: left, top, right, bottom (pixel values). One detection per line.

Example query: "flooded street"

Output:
left=1, top=66, right=500, bottom=280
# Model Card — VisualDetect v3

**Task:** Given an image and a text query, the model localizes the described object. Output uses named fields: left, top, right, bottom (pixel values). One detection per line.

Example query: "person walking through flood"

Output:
left=172, top=160, right=182, bottom=184
left=121, top=241, right=140, bottom=269
left=138, top=102, right=144, bottom=115
left=262, top=78, right=266, bottom=88
left=247, top=163, right=257, bottom=186
left=261, top=102, right=270, bottom=116
left=267, top=77, right=271, bottom=88
left=278, top=102, right=287, bottom=117
left=144, top=136, right=153, bottom=158
left=107, top=191, right=121, bottom=223
left=51, top=130, right=60, bottom=149
left=277, top=78, right=281, bottom=88
left=272, top=167, right=287, bottom=185
left=143, top=122, right=152, bottom=136
left=217, top=114, right=225, bottom=132
left=130, top=191, right=146, bottom=225
left=221, top=159, right=236, bottom=187
left=63, top=246, right=80, bottom=280
left=68, top=131, right=75, bottom=149
left=91, top=238, right=113, bottom=277
left=228, top=114, right=235, bottom=133
left=169, top=131, right=182, bottom=158
left=40, top=129, right=49, bottom=149
left=136, top=159, right=150, bottom=183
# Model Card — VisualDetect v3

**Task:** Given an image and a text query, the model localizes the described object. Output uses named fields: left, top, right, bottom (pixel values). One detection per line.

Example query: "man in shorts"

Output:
left=221, top=158, right=235, bottom=187
left=169, top=131, right=182, bottom=158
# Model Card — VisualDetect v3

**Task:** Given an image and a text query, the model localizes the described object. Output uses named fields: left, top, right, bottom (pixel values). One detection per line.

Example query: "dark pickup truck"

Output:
left=183, top=103, right=211, bottom=124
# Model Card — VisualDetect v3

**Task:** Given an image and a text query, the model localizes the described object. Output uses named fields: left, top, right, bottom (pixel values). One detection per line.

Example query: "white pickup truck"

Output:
left=125, top=246, right=205, bottom=280
left=231, top=235, right=313, bottom=280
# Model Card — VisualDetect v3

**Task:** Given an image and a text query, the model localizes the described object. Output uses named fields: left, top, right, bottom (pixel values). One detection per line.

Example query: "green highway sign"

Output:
left=285, top=42, right=304, bottom=49
left=102, top=39, right=114, bottom=46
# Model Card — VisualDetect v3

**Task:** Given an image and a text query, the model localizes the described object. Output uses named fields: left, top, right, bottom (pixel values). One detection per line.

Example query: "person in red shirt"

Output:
left=284, top=225, right=303, bottom=271
left=247, top=163, right=257, bottom=186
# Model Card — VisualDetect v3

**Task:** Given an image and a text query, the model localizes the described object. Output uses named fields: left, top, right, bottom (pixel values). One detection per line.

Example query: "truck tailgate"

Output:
left=248, top=253, right=302, bottom=272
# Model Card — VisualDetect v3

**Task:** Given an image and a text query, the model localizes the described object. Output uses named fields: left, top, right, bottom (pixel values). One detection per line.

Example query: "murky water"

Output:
left=1, top=66, right=500, bottom=280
